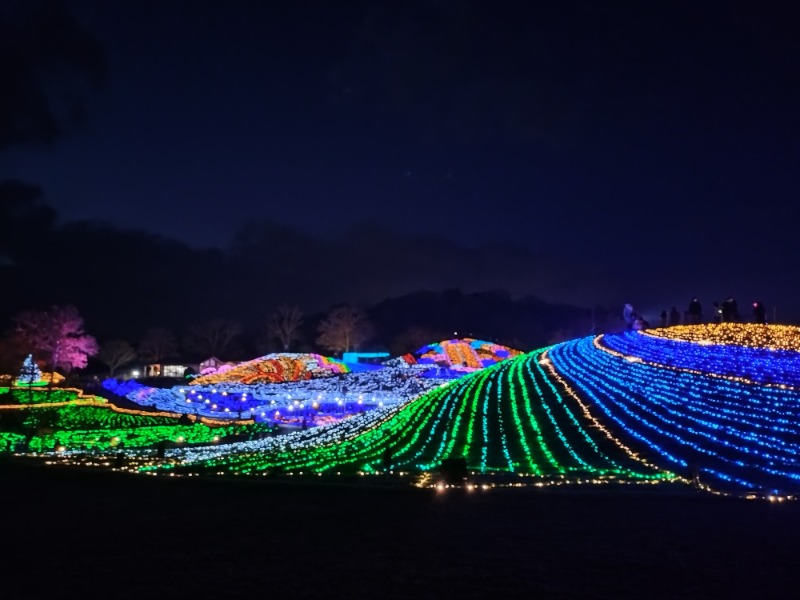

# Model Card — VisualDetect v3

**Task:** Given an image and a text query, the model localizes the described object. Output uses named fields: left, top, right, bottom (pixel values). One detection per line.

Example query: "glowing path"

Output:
left=161, top=352, right=673, bottom=485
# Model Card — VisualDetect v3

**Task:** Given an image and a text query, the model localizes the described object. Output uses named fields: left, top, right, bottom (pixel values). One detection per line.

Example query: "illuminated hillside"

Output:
left=159, top=325, right=800, bottom=497
left=13, top=324, right=800, bottom=498
left=408, top=338, right=522, bottom=370
left=548, top=328, right=800, bottom=495
left=165, top=349, right=673, bottom=486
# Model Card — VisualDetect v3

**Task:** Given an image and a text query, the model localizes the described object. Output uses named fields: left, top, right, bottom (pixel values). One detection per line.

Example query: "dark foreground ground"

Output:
left=2, top=461, right=799, bottom=599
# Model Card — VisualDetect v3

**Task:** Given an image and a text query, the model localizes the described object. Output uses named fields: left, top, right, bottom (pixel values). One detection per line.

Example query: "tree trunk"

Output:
left=46, top=345, right=58, bottom=402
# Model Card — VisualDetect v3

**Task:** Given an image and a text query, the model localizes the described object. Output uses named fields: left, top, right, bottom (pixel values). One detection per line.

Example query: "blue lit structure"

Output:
left=342, top=351, right=390, bottom=365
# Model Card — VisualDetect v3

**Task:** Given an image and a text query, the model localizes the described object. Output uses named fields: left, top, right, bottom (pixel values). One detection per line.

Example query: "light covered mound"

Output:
left=14, top=325, right=800, bottom=499
left=0, top=372, right=65, bottom=387
left=547, top=327, right=800, bottom=496
left=600, top=331, right=800, bottom=387
left=159, top=349, right=674, bottom=486
left=104, top=364, right=441, bottom=425
left=191, top=353, right=352, bottom=385
left=146, top=325, right=800, bottom=497
left=410, top=338, right=522, bottom=370
left=644, top=323, right=800, bottom=351
left=0, top=388, right=259, bottom=453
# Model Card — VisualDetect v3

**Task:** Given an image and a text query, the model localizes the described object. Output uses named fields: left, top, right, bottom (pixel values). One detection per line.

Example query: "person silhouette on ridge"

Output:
left=687, top=298, right=702, bottom=324
left=753, top=301, right=767, bottom=324
left=721, top=296, right=739, bottom=322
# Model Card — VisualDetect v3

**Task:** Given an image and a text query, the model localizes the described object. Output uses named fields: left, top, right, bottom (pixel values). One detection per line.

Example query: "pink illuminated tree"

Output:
left=13, top=305, right=98, bottom=374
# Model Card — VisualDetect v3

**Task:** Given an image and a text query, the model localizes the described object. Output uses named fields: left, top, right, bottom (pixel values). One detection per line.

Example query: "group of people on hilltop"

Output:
left=655, top=296, right=769, bottom=328
left=623, top=303, right=649, bottom=331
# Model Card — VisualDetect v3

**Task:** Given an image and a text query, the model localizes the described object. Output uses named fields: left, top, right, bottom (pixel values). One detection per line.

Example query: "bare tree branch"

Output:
left=97, top=340, right=137, bottom=377
left=316, top=305, right=374, bottom=355
left=183, top=319, right=242, bottom=358
left=138, top=328, right=178, bottom=363
left=266, top=304, right=303, bottom=351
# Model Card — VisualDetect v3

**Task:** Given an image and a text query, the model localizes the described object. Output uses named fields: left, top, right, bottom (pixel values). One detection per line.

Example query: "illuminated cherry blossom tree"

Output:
left=13, top=305, right=98, bottom=373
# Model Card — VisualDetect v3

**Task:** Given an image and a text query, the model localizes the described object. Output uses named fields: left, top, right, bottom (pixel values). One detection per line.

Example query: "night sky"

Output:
left=4, top=0, right=800, bottom=319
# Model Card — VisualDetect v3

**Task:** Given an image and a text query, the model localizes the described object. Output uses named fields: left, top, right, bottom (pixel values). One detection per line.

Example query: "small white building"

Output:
left=143, top=363, right=194, bottom=378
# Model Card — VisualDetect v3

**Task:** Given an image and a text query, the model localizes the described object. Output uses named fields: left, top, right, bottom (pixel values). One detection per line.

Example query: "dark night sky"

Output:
left=3, top=0, right=800, bottom=319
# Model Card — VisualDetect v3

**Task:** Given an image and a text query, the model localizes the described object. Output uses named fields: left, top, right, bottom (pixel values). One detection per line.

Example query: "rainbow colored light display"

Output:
left=191, top=353, right=351, bottom=385
left=7, top=324, right=800, bottom=499
left=412, top=338, right=522, bottom=371
left=159, top=351, right=673, bottom=486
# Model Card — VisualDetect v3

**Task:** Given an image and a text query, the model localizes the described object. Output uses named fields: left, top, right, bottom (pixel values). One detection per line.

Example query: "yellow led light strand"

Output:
left=529, top=351, right=626, bottom=471
left=644, top=324, right=800, bottom=352
left=595, top=335, right=800, bottom=392
left=539, top=350, right=680, bottom=480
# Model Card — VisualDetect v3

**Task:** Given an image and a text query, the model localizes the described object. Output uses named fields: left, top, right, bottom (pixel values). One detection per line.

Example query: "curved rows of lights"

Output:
left=102, top=366, right=442, bottom=427
left=547, top=334, right=800, bottom=495
left=158, top=351, right=672, bottom=486
left=0, top=388, right=258, bottom=452
left=11, top=325, right=800, bottom=499
left=600, top=331, right=800, bottom=387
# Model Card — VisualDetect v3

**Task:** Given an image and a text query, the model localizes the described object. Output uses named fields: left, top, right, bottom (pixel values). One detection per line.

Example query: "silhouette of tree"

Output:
left=316, top=305, right=374, bottom=355
left=0, top=181, right=57, bottom=270
left=265, top=304, right=303, bottom=351
left=389, top=326, right=446, bottom=356
left=0, top=0, right=106, bottom=152
left=138, top=327, right=178, bottom=362
left=97, top=340, right=137, bottom=377
left=183, top=319, right=241, bottom=358
left=0, top=332, right=26, bottom=378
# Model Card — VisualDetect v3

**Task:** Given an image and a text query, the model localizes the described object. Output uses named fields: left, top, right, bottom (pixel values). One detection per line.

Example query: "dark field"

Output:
left=2, top=462, right=798, bottom=599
